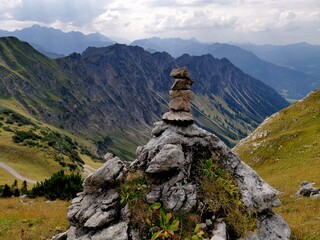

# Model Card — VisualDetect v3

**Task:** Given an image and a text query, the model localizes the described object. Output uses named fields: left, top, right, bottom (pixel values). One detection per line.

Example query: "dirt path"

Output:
left=0, top=162, right=37, bottom=184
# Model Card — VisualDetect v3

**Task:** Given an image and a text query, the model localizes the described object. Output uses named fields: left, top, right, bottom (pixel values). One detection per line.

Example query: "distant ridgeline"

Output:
left=0, top=37, right=289, bottom=160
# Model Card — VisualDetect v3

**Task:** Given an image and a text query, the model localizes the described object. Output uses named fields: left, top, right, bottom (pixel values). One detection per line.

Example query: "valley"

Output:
left=0, top=34, right=319, bottom=239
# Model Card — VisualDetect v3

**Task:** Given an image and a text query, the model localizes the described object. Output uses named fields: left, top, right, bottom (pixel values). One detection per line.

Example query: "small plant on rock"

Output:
left=198, top=158, right=257, bottom=238
left=146, top=202, right=180, bottom=240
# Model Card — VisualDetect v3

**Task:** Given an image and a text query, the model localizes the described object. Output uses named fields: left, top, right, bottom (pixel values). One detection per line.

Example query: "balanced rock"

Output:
left=163, top=67, right=194, bottom=125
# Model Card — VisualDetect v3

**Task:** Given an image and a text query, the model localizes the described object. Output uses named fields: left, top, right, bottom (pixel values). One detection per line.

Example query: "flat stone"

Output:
left=162, top=111, right=194, bottom=124
left=171, top=78, right=193, bottom=90
left=170, top=67, right=190, bottom=78
left=169, top=90, right=194, bottom=100
left=169, top=97, right=191, bottom=111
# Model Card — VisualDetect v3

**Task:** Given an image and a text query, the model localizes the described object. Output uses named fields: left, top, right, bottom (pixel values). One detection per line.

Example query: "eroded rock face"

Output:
left=54, top=122, right=290, bottom=240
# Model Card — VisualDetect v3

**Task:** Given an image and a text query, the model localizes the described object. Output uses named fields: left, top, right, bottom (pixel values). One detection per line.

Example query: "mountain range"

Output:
left=131, top=37, right=320, bottom=100
left=0, top=37, right=288, bottom=159
left=237, top=42, right=320, bottom=79
left=1, top=26, right=319, bottom=100
left=0, top=25, right=114, bottom=56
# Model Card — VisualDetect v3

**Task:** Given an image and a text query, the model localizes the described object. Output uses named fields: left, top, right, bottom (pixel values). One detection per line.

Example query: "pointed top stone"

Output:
left=170, top=67, right=191, bottom=79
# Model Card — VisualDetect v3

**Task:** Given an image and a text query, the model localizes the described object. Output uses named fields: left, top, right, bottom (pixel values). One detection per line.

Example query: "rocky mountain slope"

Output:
left=0, top=25, right=114, bottom=56
left=131, top=37, right=320, bottom=100
left=0, top=37, right=289, bottom=160
left=235, top=89, right=320, bottom=238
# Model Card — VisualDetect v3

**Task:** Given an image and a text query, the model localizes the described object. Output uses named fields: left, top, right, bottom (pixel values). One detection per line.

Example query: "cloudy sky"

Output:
left=0, top=0, right=319, bottom=44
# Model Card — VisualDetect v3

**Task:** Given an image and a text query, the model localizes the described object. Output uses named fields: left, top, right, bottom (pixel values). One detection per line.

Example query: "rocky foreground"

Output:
left=53, top=121, right=290, bottom=240
left=53, top=68, right=290, bottom=239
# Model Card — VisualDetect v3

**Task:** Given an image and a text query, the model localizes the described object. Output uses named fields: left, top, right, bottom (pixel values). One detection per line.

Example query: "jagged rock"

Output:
left=146, top=144, right=185, bottom=173
left=255, top=211, right=291, bottom=239
left=162, top=182, right=197, bottom=212
left=51, top=231, right=68, bottom=240
left=211, top=219, right=227, bottom=240
left=134, top=122, right=281, bottom=213
left=296, top=181, right=320, bottom=198
left=91, top=222, right=128, bottom=240
left=83, top=157, right=126, bottom=193
left=103, top=152, right=114, bottom=161
left=67, top=189, right=119, bottom=227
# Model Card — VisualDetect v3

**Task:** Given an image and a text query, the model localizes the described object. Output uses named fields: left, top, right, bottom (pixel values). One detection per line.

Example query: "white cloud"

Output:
left=0, top=0, right=319, bottom=44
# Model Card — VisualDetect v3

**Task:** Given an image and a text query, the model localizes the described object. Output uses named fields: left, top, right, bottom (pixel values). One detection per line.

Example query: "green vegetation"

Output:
left=0, top=197, right=69, bottom=240
left=235, top=89, right=320, bottom=239
left=1, top=171, right=83, bottom=201
left=197, top=159, right=257, bottom=238
left=119, top=159, right=256, bottom=239
left=0, top=102, right=102, bottom=186
left=28, top=171, right=83, bottom=200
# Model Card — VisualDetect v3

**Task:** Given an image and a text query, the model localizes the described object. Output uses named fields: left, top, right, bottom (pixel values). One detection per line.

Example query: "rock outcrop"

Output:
left=296, top=181, right=320, bottom=199
left=53, top=67, right=290, bottom=240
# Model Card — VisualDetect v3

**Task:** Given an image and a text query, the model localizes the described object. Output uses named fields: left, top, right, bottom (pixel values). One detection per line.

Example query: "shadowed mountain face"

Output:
left=0, top=37, right=289, bottom=159
left=131, top=37, right=320, bottom=100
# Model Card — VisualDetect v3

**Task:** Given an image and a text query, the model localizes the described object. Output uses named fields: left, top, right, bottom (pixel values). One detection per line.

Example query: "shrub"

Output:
left=29, top=170, right=83, bottom=200
left=1, top=184, right=13, bottom=197
left=12, top=130, right=41, bottom=143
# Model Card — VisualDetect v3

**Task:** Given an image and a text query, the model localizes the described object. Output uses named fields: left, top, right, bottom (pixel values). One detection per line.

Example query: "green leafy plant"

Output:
left=199, top=158, right=257, bottom=238
left=146, top=202, right=180, bottom=240
left=120, top=171, right=148, bottom=207
left=184, top=224, right=208, bottom=240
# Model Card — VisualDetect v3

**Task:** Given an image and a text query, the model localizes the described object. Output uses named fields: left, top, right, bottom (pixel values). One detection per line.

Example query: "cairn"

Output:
left=162, top=67, right=194, bottom=125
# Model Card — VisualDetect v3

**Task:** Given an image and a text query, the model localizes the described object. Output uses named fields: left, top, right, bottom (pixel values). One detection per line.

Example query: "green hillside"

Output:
left=235, top=89, right=320, bottom=239
left=0, top=99, right=102, bottom=185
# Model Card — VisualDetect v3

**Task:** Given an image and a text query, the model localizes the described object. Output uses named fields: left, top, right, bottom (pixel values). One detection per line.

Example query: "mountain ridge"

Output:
left=0, top=25, right=115, bottom=56
left=0, top=37, right=289, bottom=160
left=131, top=37, right=320, bottom=100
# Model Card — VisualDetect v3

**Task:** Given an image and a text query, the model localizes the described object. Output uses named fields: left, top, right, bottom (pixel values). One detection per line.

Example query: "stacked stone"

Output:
left=162, top=67, right=194, bottom=125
